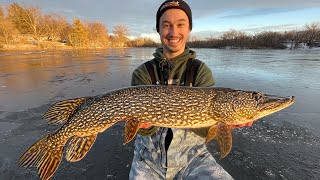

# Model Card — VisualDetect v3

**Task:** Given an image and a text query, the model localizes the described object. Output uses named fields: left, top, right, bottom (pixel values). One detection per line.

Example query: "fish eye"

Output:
left=252, top=92, right=263, bottom=100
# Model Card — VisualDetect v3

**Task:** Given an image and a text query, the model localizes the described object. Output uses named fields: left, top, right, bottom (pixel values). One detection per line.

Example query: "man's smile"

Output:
left=167, top=38, right=181, bottom=45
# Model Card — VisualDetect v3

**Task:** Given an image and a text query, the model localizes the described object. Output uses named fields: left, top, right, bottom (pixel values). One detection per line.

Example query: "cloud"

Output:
left=189, top=0, right=320, bottom=10
left=219, top=8, right=299, bottom=19
left=241, top=24, right=304, bottom=33
left=188, top=0, right=320, bottom=18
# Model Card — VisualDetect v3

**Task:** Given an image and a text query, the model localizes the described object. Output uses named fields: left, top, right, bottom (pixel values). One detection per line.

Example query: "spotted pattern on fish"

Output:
left=19, top=85, right=295, bottom=180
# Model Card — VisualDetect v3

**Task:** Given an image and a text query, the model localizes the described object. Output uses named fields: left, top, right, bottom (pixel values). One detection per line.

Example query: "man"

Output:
left=129, top=0, right=251, bottom=179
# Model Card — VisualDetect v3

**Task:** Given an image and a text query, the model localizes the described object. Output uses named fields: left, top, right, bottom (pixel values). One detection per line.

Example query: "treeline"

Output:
left=0, top=3, right=157, bottom=49
left=188, top=23, right=320, bottom=49
left=1, top=3, right=319, bottom=50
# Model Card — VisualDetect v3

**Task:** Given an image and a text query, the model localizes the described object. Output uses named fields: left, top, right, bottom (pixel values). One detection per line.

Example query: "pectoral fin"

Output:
left=65, top=134, right=97, bottom=162
left=206, top=123, right=232, bottom=159
left=124, top=119, right=141, bottom=144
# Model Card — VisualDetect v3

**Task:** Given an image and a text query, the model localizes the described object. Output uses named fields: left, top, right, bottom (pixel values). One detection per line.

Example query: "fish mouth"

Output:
left=258, top=95, right=295, bottom=113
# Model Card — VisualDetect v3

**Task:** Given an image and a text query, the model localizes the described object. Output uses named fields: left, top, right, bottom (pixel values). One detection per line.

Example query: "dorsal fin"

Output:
left=43, top=97, right=87, bottom=125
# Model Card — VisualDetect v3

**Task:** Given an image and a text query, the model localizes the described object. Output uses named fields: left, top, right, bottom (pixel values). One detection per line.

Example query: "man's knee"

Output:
left=183, top=152, right=234, bottom=180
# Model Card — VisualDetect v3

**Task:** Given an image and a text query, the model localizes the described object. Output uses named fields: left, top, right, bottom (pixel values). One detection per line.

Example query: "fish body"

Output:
left=19, top=85, right=295, bottom=180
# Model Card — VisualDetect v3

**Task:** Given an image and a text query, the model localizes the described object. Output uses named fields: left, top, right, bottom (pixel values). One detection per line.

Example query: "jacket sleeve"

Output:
left=193, top=63, right=215, bottom=87
left=191, top=62, right=215, bottom=137
left=131, top=64, right=152, bottom=86
left=131, top=63, right=159, bottom=136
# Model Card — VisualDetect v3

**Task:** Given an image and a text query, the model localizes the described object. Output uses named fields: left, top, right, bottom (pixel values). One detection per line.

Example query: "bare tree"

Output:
left=236, top=31, right=249, bottom=48
left=112, top=25, right=129, bottom=47
left=86, top=21, right=109, bottom=47
left=59, top=24, right=72, bottom=43
left=42, top=13, right=68, bottom=41
left=0, top=5, right=19, bottom=46
left=0, top=4, right=4, bottom=18
left=0, top=17, right=20, bottom=46
left=128, top=37, right=157, bottom=47
left=221, top=30, right=252, bottom=48
left=305, top=22, right=320, bottom=48
left=222, top=29, right=241, bottom=47
left=284, top=31, right=295, bottom=49
left=7, top=3, right=44, bottom=44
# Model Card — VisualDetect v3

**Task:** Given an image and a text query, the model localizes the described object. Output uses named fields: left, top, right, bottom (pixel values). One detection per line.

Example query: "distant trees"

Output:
left=42, top=13, right=68, bottom=41
left=188, top=31, right=287, bottom=49
left=220, top=30, right=252, bottom=48
left=0, top=4, right=19, bottom=46
left=0, top=16, right=19, bottom=46
left=127, top=37, right=158, bottom=47
left=0, top=2, right=156, bottom=49
left=68, top=20, right=111, bottom=48
left=283, top=30, right=305, bottom=49
left=112, top=25, right=129, bottom=47
left=68, top=19, right=89, bottom=47
left=188, top=24, right=320, bottom=49
left=254, top=31, right=286, bottom=49
left=0, top=2, right=319, bottom=50
left=7, top=3, right=43, bottom=44
left=87, top=21, right=109, bottom=47
left=305, top=22, right=320, bottom=47
left=0, top=5, right=3, bottom=17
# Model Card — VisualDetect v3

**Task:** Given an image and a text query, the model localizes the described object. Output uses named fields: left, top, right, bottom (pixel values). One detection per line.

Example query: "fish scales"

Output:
left=103, top=86, right=215, bottom=127
left=52, top=86, right=211, bottom=139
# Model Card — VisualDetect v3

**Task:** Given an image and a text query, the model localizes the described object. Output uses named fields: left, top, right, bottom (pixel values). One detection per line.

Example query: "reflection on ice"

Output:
left=0, top=122, right=23, bottom=134
left=0, top=48, right=319, bottom=179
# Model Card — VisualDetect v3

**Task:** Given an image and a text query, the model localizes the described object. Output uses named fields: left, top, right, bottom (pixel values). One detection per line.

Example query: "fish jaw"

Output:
left=255, top=95, right=295, bottom=119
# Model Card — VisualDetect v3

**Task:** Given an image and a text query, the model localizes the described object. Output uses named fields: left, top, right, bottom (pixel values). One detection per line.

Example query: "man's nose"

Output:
left=169, top=26, right=178, bottom=36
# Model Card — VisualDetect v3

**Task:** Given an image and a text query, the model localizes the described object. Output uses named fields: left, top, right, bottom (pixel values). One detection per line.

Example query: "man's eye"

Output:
left=163, top=24, right=170, bottom=28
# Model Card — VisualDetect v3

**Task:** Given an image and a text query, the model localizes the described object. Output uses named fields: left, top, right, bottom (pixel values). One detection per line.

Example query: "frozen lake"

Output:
left=0, top=48, right=319, bottom=179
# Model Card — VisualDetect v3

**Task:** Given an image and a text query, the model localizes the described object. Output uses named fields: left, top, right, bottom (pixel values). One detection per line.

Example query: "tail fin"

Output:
left=19, top=135, right=64, bottom=180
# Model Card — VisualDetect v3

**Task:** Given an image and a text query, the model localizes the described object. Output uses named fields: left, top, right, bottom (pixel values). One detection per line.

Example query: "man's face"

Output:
left=159, top=9, right=191, bottom=58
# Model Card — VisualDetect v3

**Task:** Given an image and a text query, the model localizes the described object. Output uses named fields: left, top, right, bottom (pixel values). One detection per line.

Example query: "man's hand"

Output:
left=139, top=123, right=153, bottom=129
left=120, top=119, right=153, bottom=129
left=229, top=122, right=254, bottom=130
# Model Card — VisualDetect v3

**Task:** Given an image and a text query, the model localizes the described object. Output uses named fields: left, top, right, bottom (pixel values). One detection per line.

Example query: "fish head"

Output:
left=253, top=92, right=295, bottom=120
left=210, top=88, right=295, bottom=124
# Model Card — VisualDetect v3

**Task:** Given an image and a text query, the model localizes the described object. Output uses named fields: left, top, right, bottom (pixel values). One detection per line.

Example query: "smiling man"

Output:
left=129, top=0, right=237, bottom=179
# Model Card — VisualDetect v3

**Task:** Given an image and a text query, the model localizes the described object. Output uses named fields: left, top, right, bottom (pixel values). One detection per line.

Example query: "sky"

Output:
left=1, top=0, right=320, bottom=41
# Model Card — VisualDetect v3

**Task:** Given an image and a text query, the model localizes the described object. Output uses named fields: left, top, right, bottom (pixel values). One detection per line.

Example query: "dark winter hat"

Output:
left=156, top=0, right=192, bottom=32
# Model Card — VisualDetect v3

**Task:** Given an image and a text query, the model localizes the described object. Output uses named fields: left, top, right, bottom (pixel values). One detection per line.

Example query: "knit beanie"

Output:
left=156, top=0, right=192, bottom=32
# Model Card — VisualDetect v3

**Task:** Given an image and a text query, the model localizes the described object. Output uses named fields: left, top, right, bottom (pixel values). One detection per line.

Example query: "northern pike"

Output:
left=19, top=85, right=295, bottom=180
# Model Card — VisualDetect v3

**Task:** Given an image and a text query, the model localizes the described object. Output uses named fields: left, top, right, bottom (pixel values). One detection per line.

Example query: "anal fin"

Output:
left=65, top=134, right=97, bottom=162
left=124, top=119, right=141, bottom=144
left=206, top=123, right=232, bottom=159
